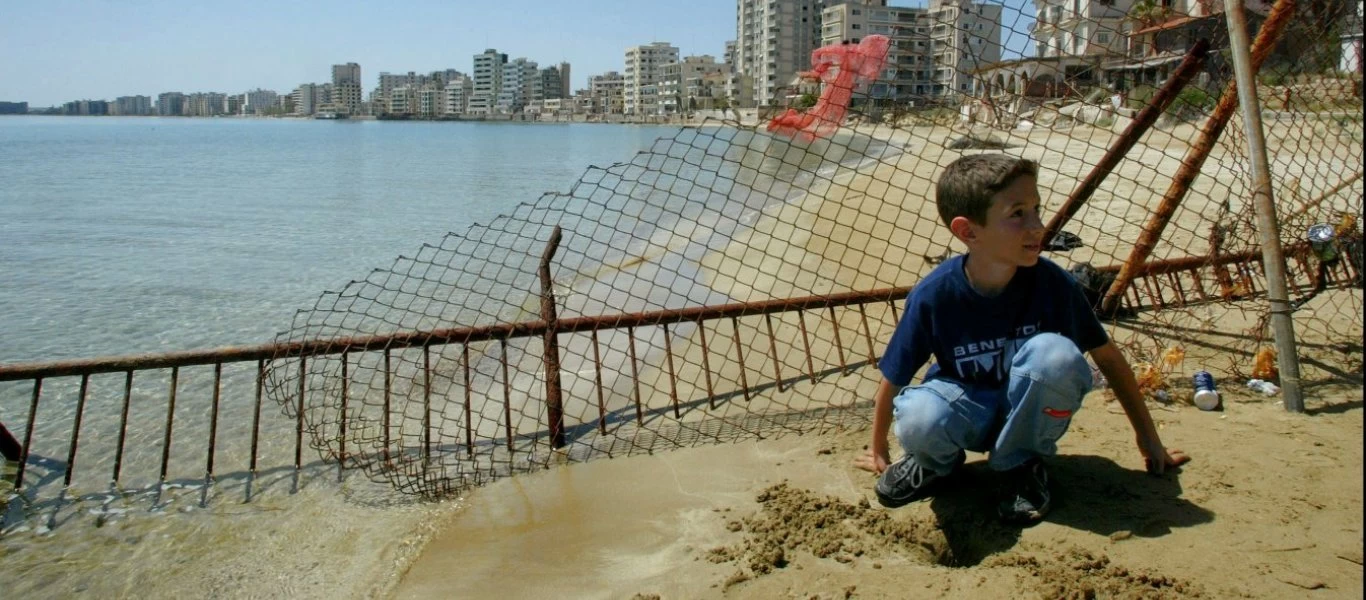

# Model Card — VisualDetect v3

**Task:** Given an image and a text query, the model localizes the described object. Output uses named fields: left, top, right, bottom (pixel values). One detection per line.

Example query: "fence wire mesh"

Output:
left=264, top=0, right=1362, bottom=498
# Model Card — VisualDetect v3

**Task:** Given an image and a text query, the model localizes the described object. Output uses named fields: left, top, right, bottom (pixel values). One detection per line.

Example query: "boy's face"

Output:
left=953, top=174, right=1046, bottom=268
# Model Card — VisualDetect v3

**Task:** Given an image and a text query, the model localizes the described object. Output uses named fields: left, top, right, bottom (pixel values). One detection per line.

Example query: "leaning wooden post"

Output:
left=1043, top=39, right=1210, bottom=248
left=1101, top=0, right=1296, bottom=315
left=1224, top=0, right=1304, bottom=412
left=539, top=225, right=567, bottom=448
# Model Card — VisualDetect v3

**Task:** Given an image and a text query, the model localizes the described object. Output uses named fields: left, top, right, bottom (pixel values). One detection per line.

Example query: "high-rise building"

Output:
left=292, top=84, right=319, bottom=116
left=0, top=101, right=27, bottom=114
left=157, top=92, right=186, bottom=116
left=469, top=49, right=508, bottom=115
left=497, top=58, right=541, bottom=114
left=624, top=42, right=679, bottom=115
left=540, top=66, right=565, bottom=100
left=556, top=62, right=572, bottom=99
left=330, top=63, right=363, bottom=115
left=445, top=76, right=473, bottom=115
left=735, top=0, right=825, bottom=107
left=928, top=0, right=1002, bottom=95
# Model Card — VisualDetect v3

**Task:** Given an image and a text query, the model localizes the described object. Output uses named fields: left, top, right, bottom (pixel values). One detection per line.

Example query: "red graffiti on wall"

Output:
left=766, top=35, right=891, bottom=142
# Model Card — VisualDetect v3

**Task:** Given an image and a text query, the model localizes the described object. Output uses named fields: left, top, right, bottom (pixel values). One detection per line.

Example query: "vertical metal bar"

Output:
left=828, top=306, right=849, bottom=374
left=339, top=351, right=348, bottom=480
left=730, top=317, right=751, bottom=402
left=423, top=344, right=432, bottom=467
left=500, top=339, right=513, bottom=452
left=1191, top=268, right=1210, bottom=302
left=537, top=226, right=566, bottom=449
left=697, top=319, right=716, bottom=409
left=293, top=357, right=304, bottom=494
left=383, top=348, right=392, bottom=464
left=63, top=374, right=90, bottom=489
left=590, top=331, right=608, bottom=434
left=626, top=327, right=643, bottom=425
left=15, top=378, right=40, bottom=490
left=797, top=311, right=816, bottom=382
left=1224, top=0, right=1303, bottom=412
left=764, top=314, right=783, bottom=393
left=157, top=367, right=179, bottom=504
left=202, top=362, right=222, bottom=507
left=462, top=344, right=474, bottom=458
left=113, top=370, right=133, bottom=487
left=661, top=324, right=680, bottom=418
left=246, top=360, right=263, bottom=503
left=857, top=304, right=878, bottom=367
left=888, top=298, right=900, bottom=323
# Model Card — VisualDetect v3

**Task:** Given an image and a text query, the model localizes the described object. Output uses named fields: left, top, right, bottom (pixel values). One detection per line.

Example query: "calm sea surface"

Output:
left=0, top=116, right=671, bottom=363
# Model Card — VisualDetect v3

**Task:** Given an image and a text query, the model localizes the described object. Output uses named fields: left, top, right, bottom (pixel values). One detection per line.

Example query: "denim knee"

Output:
left=1011, top=333, right=1092, bottom=394
left=892, top=387, right=959, bottom=466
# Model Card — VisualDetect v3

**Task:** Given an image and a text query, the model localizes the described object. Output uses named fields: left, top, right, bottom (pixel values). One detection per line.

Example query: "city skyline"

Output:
left=1, top=0, right=1037, bottom=107
left=0, top=0, right=738, bottom=106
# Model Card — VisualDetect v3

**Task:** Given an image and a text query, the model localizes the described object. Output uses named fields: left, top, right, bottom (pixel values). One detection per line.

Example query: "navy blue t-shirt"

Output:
left=880, top=255, right=1109, bottom=389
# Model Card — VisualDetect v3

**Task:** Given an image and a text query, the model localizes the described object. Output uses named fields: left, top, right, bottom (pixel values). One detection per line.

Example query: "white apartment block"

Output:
left=624, top=42, right=679, bottom=115
left=497, top=58, right=542, bottom=114
left=112, top=95, right=153, bottom=116
left=293, top=83, right=319, bottom=116
left=735, top=0, right=824, bottom=107
left=659, top=55, right=728, bottom=113
left=470, top=49, right=508, bottom=115
left=927, top=0, right=1002, bottom=96
left=445, top=76, right=473, bottom=115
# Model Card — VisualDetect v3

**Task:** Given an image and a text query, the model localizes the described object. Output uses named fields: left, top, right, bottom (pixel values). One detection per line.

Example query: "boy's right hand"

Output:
left=854, top=446, right=891, bottom=474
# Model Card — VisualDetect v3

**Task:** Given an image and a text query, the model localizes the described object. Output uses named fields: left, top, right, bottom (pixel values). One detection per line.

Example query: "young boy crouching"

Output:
left=860, top=154, right=1190, bottom=524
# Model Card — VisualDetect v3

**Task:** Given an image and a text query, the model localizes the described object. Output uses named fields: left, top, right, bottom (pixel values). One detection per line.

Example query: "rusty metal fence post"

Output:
left=1224, top=0, right=1305, bottom=412
left=539, top=225, right=567, bottom=449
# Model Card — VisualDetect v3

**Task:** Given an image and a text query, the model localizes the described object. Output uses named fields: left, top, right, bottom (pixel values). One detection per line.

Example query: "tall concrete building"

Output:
left=469, top=49, right=508, bottom=115
left=624, top=42, right=679, bottom=115
left=445, top=75, right=473, bottom=115
left=928, top=0, right=1002, bottom=95
left=540, top=66, right=565, bottom=100
left=557, top=62, right=571, bottom=99
left=735, top=0, right=824, bottom=107
left=497, top=58, right=541, bottom=114
left=330, top=62, right=363, bottom=115
left=157, top=92, right=186, bottom=116
left=292, top=83, right=319, bottom=116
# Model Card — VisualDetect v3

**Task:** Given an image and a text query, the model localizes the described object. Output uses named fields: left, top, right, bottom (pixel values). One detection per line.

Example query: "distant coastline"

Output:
left=2, top=109, right=764, bottom=127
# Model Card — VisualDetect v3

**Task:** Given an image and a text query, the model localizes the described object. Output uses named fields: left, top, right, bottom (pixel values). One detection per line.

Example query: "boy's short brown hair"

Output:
left=935, top=154, right=1039, bottom=226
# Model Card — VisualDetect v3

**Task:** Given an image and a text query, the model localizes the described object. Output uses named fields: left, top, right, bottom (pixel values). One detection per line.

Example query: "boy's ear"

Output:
left=949, top=216, right=977, bottom=244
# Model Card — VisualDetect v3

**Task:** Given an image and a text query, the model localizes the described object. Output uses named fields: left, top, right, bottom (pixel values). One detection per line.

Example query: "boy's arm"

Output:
left=866, top=378, right=899, bottom=474
left=1089, top=341, right=1191, bottom=474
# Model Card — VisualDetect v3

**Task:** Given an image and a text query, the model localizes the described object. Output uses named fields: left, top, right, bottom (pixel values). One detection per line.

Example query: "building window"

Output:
left=853, top=23, right=861, bottom=29
left=1097, top=32, right=1111, bottom=44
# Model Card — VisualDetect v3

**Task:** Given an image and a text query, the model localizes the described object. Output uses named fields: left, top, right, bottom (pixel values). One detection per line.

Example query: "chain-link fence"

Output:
left=263, top=0, right=1362, bottom=497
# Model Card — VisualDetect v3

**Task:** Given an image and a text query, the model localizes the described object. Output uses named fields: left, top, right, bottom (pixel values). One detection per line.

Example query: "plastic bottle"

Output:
left=1246, top=379, right=1281, bottom=396
left=1192, top=370, right=1221, bottom=411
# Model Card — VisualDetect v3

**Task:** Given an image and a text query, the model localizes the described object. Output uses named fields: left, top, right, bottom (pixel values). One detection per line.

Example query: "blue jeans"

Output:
left=891, top=333, right=1093, bottom=475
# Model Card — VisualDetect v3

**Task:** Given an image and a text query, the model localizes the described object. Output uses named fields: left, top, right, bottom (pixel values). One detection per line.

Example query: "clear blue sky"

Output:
left=1, top=0, right=1035, bottom=107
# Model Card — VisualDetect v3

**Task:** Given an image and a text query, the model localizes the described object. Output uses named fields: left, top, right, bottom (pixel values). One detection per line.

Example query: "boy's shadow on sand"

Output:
left=929, top=454, right=1214, bottom=567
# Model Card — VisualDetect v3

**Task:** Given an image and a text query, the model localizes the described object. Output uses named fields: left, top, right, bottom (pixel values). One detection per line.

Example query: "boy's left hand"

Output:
left=1139, top=437, right=1191, bottom=474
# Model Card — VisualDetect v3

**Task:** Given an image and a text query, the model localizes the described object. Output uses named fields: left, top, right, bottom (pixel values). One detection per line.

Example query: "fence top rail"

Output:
left=0, top=286, right=914, bottom=382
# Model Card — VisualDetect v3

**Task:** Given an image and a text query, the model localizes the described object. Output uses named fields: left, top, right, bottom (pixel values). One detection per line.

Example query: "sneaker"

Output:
left=997, top=458, right=1052, bottom=525
left=875, top=454, right=952, bottom=508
